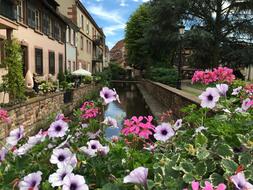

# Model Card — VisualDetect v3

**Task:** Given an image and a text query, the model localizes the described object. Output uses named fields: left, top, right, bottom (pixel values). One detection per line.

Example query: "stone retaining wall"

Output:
left=141, top=80, right=200, bottom=118
left=0, top=84, right=99, bottom=139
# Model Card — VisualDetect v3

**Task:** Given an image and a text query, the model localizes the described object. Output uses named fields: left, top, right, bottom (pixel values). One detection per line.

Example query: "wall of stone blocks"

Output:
left=0, top=84, right=99, bottom=140
left=141, top=80, right=201, bottom=118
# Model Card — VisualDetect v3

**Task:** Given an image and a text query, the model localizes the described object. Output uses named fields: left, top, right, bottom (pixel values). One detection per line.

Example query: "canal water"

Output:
left=104, top=82, right=151, bottom=138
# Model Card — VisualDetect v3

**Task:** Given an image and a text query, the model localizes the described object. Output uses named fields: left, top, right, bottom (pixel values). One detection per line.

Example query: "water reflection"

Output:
left=105, top=82, right=151, bottom=138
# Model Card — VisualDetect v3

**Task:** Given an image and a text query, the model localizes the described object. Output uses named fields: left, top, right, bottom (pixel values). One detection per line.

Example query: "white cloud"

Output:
left=104, top=24, right=126, bottom=36
left=87, top=5, right=124, bottom=24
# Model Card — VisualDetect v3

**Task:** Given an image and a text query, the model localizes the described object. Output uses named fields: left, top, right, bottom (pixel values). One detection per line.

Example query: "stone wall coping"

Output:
left=5, top=84, right=94, bottom=111
left=143, top=80, right=201, bottom=105
left=5, top=92, right=64, bottom=111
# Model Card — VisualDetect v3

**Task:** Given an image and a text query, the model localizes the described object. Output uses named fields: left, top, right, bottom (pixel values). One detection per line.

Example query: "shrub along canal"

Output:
left=104, top=82, right=151, bottom=138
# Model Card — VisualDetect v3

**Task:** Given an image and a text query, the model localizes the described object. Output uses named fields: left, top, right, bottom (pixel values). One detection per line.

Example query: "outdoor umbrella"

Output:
left=72, top=69, right=92, bottom=76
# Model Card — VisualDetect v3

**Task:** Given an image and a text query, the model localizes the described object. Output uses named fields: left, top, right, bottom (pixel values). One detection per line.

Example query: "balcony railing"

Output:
left=93, top=35, right=103, bottom=46
left=92, top=54, right=103, bottom=62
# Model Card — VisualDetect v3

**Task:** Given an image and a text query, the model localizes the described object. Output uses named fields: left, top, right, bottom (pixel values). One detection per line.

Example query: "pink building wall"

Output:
left=0, top=25, right=65, bottom=80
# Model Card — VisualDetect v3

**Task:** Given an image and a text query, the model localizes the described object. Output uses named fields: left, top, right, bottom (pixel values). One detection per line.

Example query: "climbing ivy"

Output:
left=2, top=39, right=25, bottom=102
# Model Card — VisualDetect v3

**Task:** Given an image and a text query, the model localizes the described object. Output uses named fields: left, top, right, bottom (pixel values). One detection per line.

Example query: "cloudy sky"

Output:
left=81, top=0, right=149, bottom=49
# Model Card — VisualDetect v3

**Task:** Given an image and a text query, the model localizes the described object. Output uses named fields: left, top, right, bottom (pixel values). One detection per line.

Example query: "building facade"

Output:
left=61, top=15, right=79, bottom=73
left=0, top=0, right=67, bottom=80
left=55, top=0, right=106, bottom=73
left=110, top=39, right=127, bottom=68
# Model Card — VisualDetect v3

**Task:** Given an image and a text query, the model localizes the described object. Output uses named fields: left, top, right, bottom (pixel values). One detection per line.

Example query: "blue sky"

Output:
left=81, top=0, right=149, bottom=49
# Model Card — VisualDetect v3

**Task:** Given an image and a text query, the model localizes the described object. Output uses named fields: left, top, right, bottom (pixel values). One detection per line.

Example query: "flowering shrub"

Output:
left=192, top=66, right=235, bottom=84
left=121, top=116, right=155, bottom=139
left=80, top=101, right=100, bottom=119
left=0, top=108, right=11, bottom=124
left=0, top=85, right=253, bottom=190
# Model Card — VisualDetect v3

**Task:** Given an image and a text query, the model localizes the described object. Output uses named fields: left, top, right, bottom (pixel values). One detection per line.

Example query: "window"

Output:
left=86, top=40, right=88, bottom=53
left=49, top=18, right=53, bottom=37
left=66, top=27, right=69, bottom=43
left=17, top=0, right=24, bottom=22
left=68, top=60, right=71, bottom=72
left=73, top=61, right=75, bottom=71
left=43, top=13, right=50, bottom=35
left=73, top=31, right=76, bottom=46
left=81, top=36, right=84, bottom=50
left=35, top=48, right=43, bottom=75
left=35, top=10, right=40, bottom=30
left=88, top=41, right=91, bottom=54
left=86, top=21, right=89, bottom=34
left=49, top=52, right=55, bottom=75
left=81, top=15, right=84, bottom=30
left=54, top=22, right=61, bottom=41
left=28, top=5, right=36, bottom=28
left=59, top=54, right=63, bottom=74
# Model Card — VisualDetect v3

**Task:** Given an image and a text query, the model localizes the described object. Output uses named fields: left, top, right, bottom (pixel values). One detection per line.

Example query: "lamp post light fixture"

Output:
left=176, top=23, right=185, bottom=90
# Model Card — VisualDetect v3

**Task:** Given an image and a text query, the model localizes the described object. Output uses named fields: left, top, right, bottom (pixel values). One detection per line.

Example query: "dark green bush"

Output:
left=109, top=63, right=127, bottom=80
left=145, top=67, right=178, bottom=87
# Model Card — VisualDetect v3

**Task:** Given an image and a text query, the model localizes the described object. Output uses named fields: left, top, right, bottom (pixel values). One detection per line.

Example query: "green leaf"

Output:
left=206, top=159, right=216, bottom=173
left=179, top=160, right=194, bottom=173
left=221, top=159, right=238, bottom=174
left=209, top=173, right=225, bottom=186
left=183, top=173, right=195, bottom=183
left=194, top=161, right=207, bottom=176
left=102, top=183, right=120, bottom=190
left=195, top=133, right=208, bottom=147
left=216, top=144, right=234, bottom=158
left=196, top=148, right=210, bottom=160
left=239, top=152, right=253, bottom=167
left=147, top=180, right=155, bottom=190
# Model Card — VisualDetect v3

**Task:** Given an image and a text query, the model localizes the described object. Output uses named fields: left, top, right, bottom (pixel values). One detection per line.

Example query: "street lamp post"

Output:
left=176, top=24, right=185, bottom=90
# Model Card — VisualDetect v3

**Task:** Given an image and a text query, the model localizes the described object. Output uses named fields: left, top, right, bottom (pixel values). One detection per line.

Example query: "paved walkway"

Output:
left=137, top=84, right=168, bottom=121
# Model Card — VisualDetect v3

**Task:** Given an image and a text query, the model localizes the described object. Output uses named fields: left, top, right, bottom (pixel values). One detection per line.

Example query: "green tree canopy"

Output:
left=125, top=4, right=152, bottom=71
left=126, top=0, right=253, bottom=70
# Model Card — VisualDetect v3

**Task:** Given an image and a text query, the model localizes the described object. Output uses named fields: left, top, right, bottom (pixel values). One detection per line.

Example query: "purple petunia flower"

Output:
left=232, top=86, right=242, bottom=96
left=230, top=172, right=253, bottom=190
left=103, top=116, right=118, bottom=128
left=6, top=125, right=24, bottom=147
left=154, top=123, right=175, bottom=142
left=123, top=167, right=148, bottom=187
left=100, top=87, right=117, bottom=104
left=48, top=120, right=69, bottom=138
left=199, top=88, right=220, bottom=109
left=55, top=113, right=65, bottom=121
left=50, top=148, right=73, bottom=168
left=97, top=146, right=110, bottom=156
left=62, top=173, right=89, bottom=190
left=28, top=130, right=47, bottom=145
left=13, top=143, right=34, bottom=156
left=19, top=171, right=42, bottom=190
left=0, top=147, right=8, bottom=162
left=48, top=165, right=73, bottom=187
left=242, top=98, right=251, bottom=111
left=86, top=130, right=101, bottom=140
left=216, top=84, right=229, bottom=96
left=173, top=119, right=183, bottom=131
left=80, top=140, right=103, bottom=157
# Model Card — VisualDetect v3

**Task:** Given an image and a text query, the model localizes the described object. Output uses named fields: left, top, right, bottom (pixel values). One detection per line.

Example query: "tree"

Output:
left=132, top=0, right=253, bottom=69
left=146, top=0, right=186, bottom=65
left=125, top=4, right=152, bottom=71
left=184, top=0, right=253, bottom=68
left=2, top=39, right=25, bottom=102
